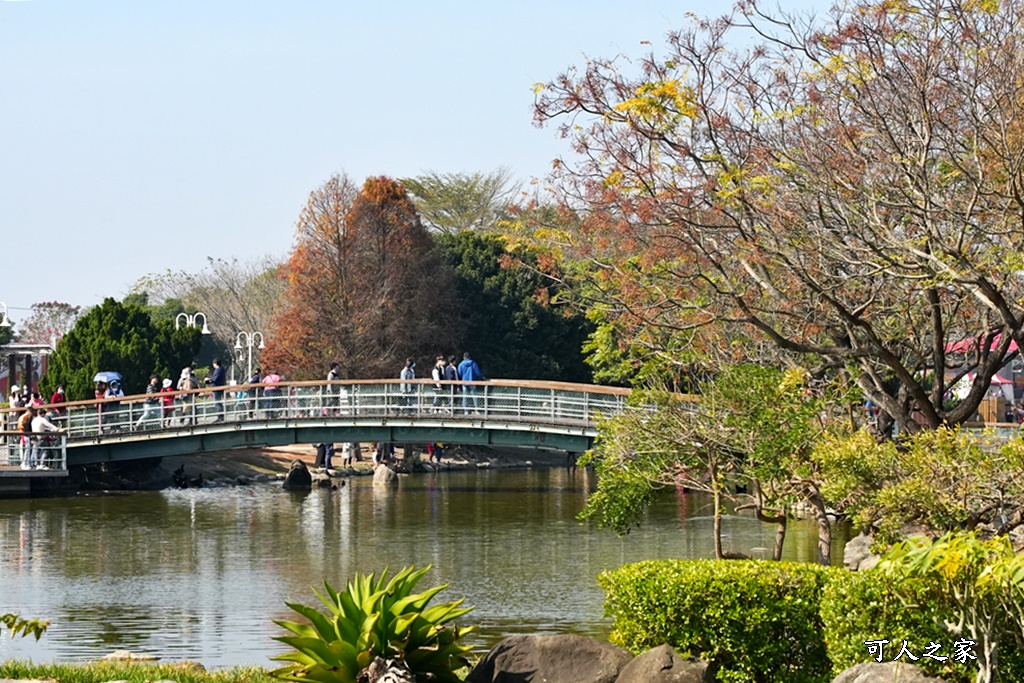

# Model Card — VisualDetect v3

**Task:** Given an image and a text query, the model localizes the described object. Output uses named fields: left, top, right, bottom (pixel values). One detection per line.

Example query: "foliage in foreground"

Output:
left=598, top=559, right=838, bottom=683
left=880, top=533, right=1024, bottom=683
left=602, top=537, right=1024, bottom=683
left=814, top=428, right=1024, bottom=545
left=0, top=661, right=274, bottom=683
left=271, top=566, right=474, bottom=683
left=0, top=613, right=48, bottom=640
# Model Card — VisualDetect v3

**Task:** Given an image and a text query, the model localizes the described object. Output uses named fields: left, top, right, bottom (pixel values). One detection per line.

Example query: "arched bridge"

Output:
left=2, top=379, right=631, bottom=469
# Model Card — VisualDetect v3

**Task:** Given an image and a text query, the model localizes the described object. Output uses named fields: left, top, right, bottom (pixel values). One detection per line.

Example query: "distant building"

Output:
left=1, top=343, right=54, bottom=397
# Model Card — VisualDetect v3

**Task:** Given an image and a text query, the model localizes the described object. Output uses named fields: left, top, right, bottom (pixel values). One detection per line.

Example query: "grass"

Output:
left=0, top=661, right=278, bottom=683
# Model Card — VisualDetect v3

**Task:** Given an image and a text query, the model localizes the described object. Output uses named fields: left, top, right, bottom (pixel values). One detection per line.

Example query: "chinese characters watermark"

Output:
left=864, top=639, right=977, bottom=664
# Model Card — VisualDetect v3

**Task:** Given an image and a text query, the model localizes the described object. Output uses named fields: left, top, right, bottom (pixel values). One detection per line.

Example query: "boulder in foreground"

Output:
left=465, top=633, right=632, bottom=683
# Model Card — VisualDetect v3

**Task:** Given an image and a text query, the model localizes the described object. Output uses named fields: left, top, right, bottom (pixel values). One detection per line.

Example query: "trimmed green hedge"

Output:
left=598, top=559, right=839, bottom=683
left=600, top=559, right=1024, bottom=683
left=821, top=569, right=1024, bottom=683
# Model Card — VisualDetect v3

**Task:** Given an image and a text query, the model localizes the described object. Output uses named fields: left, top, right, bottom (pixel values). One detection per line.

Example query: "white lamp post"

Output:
left=0, top=302, right=11, bottom=328
left=175, top=312, right=211, bottom=334
left=234, top=331, right=265, bottom=382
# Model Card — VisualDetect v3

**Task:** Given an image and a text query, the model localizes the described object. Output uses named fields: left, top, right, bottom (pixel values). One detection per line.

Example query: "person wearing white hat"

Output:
left=160, top=378, right=175, bottom=427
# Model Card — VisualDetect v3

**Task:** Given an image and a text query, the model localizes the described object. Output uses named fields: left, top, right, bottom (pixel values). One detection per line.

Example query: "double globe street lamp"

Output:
left=175, top=312, right=211, bottom=335
left=235, top=331, right=265, bottom=383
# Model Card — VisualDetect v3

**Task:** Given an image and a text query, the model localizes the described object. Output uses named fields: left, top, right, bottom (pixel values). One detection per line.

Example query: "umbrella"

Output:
left=93, top=371, right=122, bottom=383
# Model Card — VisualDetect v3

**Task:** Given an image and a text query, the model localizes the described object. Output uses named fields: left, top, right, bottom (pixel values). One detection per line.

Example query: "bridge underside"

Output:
left=67, top=419, right=596, bottom=466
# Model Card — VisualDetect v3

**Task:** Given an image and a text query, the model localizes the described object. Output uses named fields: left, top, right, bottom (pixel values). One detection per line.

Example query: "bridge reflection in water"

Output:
left=1, top=379, right=631, bottom=468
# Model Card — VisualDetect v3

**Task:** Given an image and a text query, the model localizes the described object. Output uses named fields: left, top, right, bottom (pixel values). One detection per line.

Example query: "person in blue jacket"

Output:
left=457, top=352, right=484, bottom=414
left=207, top=358, right=227, bottom=421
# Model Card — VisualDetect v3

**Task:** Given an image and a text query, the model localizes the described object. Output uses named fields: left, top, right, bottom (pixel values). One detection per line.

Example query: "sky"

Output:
left=0, top=0, right=822, bottom=328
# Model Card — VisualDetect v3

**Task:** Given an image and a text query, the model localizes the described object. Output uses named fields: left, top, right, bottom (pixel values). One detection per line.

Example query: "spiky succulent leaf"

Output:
left=271, top=566, right=474, bottom=683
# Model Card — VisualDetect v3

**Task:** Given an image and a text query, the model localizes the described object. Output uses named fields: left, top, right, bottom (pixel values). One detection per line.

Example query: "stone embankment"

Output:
left=11, top=637, right=946, bottom=683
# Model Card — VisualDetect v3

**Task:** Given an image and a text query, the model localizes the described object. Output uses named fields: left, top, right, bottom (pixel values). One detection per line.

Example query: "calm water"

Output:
left=0, top=466, right=843, bottom=668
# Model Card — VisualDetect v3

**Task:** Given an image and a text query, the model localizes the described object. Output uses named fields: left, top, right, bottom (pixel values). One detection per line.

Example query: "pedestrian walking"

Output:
left=135, top=375, right=162, bottom=430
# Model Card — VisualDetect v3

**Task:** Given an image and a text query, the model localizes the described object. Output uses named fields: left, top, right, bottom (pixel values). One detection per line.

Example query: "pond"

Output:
left=0, top=465, right=844, bottom=668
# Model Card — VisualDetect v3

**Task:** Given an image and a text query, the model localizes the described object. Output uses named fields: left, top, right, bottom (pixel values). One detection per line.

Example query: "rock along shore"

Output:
left=69, top=444, right=577, bottom=492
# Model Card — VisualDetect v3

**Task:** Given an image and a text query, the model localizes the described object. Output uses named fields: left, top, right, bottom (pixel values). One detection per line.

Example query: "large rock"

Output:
left=282, top=460, right=312, bottom=491
left=832, top=662, right=948, bottom=682
left=100, top=650, right=159, bottom=661
left=844, top=532, right=881, bottom=571
left=373, top=464, right=398, bottom=486
left=466, top=634, right=632, bottom=683
left=614, top=645, right=712, bottom=683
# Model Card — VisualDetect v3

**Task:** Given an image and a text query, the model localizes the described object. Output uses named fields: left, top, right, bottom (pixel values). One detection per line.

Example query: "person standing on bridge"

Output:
left=431, top=356, right=447, bottom=413
left=325, top=361, right=341, bottom=415
left=207, top=358, right=227, bottom=422
left=177, top=366, right=199, bottom=426
left=262, top=369, right=282, bottom=418
left=457, top=352, right=484, bottom=414
left=30, top=408, right=64, bottom=469
left=135, top=375, right=162, bottom=430
left=399, top=358, right=416, bottom=415
left=160, top=378, right=176, bottom=426
left=445, top=356, right=459, bottom=410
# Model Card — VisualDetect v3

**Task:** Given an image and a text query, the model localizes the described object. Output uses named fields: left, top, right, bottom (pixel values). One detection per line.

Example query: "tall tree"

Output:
left=263, top=175, right=458, bottom=379
left=42, top=298, right=202, bottom=400
left=435, top=231, right=593, bottom=382
left=16, top=302, right=82, bottom=346
left=401, top=169, right=519, bottom=234
left=130, top=256, right=284, bottom=368
left=534, top=0, right=1024, bottom=432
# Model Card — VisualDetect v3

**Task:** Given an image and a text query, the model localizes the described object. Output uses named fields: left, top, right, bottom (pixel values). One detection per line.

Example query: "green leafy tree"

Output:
left=435, top=231, right=593, bottom=382
left=402, top=168, right=519, bottom=234
left=41, top=298, right=202, bottom=400
left=581, top=364, right=835, bottom=563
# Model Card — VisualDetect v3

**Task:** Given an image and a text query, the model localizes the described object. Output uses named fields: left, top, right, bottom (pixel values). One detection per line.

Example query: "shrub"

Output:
left=271, top=566, right=474, bottom=683
left=598, top=559, right=839, bottom=683
left=822, top=534, right=1024, bottom=683
left=821, top=569, right=972, bottom=682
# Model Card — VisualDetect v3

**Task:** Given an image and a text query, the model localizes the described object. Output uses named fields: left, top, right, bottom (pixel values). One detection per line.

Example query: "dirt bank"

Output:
left=73, top=444, right=576, bottom=491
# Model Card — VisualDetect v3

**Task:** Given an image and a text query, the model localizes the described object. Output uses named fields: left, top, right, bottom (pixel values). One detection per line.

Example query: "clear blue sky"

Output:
left=0, top=0, right=822, bottom=324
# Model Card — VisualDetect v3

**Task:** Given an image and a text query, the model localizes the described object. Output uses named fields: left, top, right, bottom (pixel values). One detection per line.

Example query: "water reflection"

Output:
left=0, top=467, right=845, bottom=667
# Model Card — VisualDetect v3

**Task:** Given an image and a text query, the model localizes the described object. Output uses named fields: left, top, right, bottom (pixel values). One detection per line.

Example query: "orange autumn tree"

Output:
left=263, top=174, right=458, bottom=379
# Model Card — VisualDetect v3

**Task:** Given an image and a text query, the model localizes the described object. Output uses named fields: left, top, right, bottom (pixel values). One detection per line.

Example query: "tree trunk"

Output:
left=807, top=492, right=832, bottom=566
left=773, top=519, right=787, bottom=561
left=713, top=475, right=724, bottom=560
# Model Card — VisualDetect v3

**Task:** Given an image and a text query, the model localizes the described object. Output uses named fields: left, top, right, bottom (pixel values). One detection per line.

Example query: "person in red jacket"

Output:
left=50, top=385, right=67, bottom=423
left=160, top=378, right=176, bottom=427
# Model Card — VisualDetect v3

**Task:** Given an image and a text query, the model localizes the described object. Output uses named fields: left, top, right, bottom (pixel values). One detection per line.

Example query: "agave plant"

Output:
left=271, top=565, right=475, bottom=683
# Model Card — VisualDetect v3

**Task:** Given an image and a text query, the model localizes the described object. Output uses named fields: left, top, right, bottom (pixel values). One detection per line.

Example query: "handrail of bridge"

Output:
left=1, top=432, right=67, bottom=471
left=0, top=379, right=632, bottom=448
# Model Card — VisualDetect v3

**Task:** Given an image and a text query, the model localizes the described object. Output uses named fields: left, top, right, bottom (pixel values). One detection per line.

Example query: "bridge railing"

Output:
left=0, top=379, right=631, bottom=443
left=1, top=432, right=67, bottom=470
